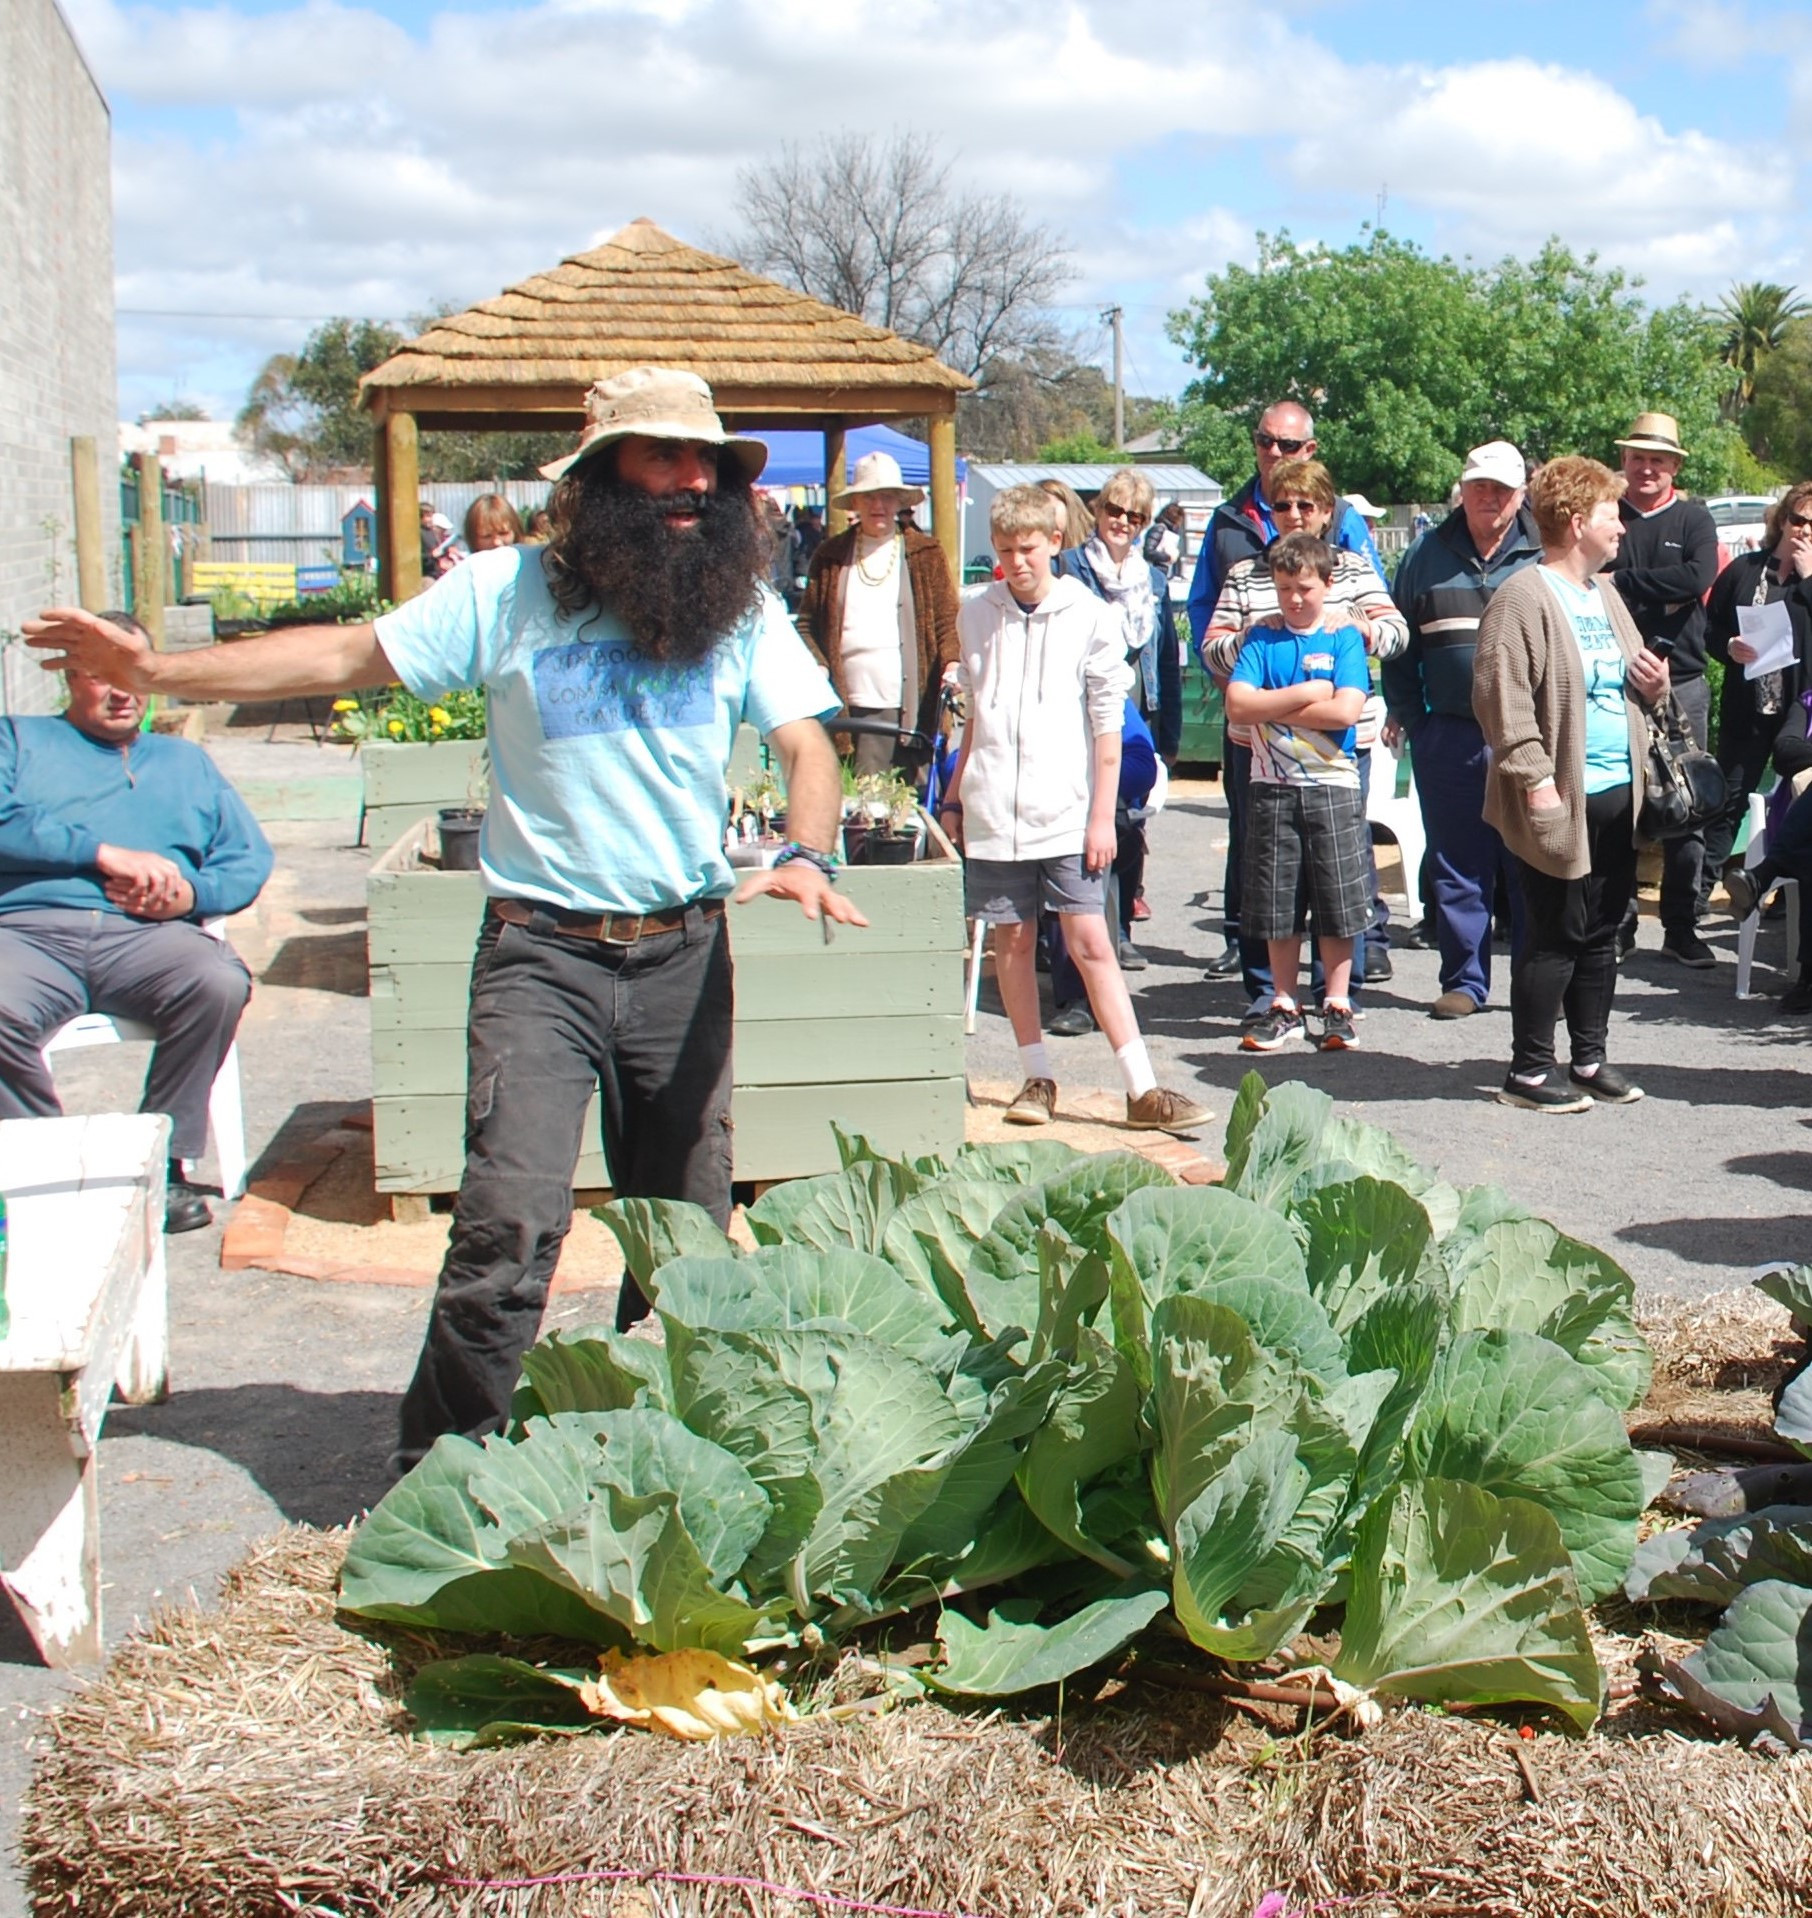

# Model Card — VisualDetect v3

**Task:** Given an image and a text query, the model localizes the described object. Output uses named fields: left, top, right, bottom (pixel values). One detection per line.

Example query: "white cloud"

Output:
left=75, top=0, right=1802, bottom=417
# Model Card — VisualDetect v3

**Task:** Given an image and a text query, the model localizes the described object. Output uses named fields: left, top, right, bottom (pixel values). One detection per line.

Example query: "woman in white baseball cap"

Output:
left=795, top=451, right=960, bottom=775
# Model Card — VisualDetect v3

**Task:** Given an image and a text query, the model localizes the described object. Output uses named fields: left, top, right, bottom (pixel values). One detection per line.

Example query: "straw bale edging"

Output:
left=22, top=1527, right=1812, bottom=1918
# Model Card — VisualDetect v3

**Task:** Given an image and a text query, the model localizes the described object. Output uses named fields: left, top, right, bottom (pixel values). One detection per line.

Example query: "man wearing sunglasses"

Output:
left=1185, top=402, right=1382, bottom=977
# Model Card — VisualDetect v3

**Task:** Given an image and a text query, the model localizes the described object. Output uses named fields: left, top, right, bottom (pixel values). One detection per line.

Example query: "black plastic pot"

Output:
left=437, top=807, right=484, bottom=871
left=857, top=832, right=918, bottom=865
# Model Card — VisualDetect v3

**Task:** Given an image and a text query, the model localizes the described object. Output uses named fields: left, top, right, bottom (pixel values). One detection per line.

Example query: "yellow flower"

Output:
left=428, top=706, right=450, bottom=726
left=387, top=719, right=405, bottom=736
left=331, top=697, right=359, bottom=713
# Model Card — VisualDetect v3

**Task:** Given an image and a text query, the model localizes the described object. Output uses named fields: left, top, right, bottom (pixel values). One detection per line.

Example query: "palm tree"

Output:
left=1717, top=281, right=1811, bottom=410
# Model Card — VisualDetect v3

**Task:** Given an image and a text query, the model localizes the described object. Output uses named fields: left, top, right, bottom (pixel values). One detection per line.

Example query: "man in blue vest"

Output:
left=1382, top=440, right=1543, bottom=1017
left=1186, top=401, right=1382, bottom=980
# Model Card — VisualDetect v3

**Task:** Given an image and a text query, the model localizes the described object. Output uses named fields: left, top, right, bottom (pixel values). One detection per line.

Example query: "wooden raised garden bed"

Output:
left=366, top=813, right=966, bottom=1194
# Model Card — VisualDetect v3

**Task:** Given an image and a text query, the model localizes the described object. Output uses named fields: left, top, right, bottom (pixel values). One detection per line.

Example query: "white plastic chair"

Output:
left=1367, top=745, right=1425, bottom=909
left=1734, top=791, right=1801, bottom=1000
left=40, top=919, right=249, bottom=1198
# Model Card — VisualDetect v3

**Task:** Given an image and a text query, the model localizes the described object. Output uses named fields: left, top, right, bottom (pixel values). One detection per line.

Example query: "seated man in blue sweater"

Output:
left=0, top=620, right=274, bottom=1231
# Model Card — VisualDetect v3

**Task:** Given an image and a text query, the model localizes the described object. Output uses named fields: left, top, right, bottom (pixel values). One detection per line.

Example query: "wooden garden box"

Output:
left=366, top=817, right=966, bottom=1195
left=359, top=732, right=768, bottom=851
left=358, top=740, right=489, bottom=852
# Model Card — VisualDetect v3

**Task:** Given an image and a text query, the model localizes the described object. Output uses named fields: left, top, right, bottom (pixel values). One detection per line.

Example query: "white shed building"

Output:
left=960, top=462, right=1223, bottom=576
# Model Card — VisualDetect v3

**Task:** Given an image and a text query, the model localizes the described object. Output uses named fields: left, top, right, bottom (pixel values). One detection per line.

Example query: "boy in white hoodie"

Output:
left=937, top=486, right=1212, bottom=1134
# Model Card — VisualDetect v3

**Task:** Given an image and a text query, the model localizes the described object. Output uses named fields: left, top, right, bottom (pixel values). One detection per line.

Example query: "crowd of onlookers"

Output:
left=789, top=402, right=1812, bottom=1119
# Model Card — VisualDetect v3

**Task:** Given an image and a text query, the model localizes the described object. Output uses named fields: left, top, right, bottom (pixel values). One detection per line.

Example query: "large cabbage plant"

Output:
left=341, top=1077, right=1660, bottom=1737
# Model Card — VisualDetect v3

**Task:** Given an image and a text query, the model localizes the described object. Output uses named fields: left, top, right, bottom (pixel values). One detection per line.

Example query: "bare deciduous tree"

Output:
left=729, top=131, right=1070, bottom=380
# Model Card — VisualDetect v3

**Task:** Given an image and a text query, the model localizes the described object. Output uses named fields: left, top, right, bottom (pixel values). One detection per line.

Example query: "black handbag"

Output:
left=1638, top=691, right=1727, bottom=841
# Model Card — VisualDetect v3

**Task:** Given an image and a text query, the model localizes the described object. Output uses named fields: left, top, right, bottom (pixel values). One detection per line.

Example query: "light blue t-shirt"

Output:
left=374, top=547, right=838, bottom=913
left=1539, top=569, right=1630, bottom=795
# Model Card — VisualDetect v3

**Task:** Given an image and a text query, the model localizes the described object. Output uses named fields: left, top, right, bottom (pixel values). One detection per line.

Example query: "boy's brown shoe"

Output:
left=1125, top=1086, right=1213, bottom=1135
left=1005, top=1078, right=1058, bottom=1125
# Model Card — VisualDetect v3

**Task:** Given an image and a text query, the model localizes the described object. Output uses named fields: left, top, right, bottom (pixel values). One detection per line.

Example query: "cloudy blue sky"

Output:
left=64, top=0, right=1812, bottom=424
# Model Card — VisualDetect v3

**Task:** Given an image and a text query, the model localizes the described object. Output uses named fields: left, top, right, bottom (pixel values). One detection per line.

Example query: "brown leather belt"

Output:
left=491, top=896, right=724, bottom=943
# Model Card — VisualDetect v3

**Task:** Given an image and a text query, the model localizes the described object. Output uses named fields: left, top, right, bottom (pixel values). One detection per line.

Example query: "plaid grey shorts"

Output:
left=1243, top=780, right=1372, bottom=941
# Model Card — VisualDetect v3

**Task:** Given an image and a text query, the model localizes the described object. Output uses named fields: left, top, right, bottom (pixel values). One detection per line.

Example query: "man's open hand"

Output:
left=734, top=861, right=870, bottom=927
left=96, top=845, right=193, bottom=918
left=23, top=608, right=160, bottom=688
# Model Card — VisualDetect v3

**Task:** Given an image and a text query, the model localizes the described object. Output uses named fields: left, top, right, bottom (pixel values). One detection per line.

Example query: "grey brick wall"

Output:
left=0, top=0, right=116, bottom=715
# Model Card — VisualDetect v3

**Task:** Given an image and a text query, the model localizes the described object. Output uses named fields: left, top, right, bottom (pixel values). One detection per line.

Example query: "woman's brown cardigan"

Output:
left=1472, top=564, right=1656, bottom=881
left=794, top=525, right=960, bottom=745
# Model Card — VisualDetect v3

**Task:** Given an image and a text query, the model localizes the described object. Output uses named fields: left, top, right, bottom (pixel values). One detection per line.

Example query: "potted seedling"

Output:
left=851, top=769, right=923, bottom=865
left=437, top=751, right=489, bottom=871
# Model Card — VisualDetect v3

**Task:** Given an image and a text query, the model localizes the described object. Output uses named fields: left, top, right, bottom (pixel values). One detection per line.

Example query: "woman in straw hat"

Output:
left=795, top=451, right=960, bottom=776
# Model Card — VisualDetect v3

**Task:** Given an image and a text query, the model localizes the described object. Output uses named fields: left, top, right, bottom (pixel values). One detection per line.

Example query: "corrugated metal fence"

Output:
left=203, top=481, right=553, bottom=564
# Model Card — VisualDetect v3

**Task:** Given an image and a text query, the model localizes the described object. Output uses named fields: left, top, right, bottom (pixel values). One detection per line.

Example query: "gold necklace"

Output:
left=855, top=534, right=898, bottom=586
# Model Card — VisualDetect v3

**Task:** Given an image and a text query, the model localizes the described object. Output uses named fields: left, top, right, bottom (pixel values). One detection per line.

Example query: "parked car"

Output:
left=1704, top=494, right=1776, bottom=562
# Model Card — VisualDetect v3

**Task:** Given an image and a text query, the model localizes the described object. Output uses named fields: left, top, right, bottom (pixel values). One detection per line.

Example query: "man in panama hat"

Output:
left=1606, top=410, right=1721, bottom=966
left=26, top=365, right=864, bottom=1470
left=795, top=448, right=960, bottom=774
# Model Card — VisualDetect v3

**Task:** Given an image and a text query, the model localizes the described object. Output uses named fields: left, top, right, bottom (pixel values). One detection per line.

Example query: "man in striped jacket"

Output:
left=1381, top=441, right=1542, bottom=1019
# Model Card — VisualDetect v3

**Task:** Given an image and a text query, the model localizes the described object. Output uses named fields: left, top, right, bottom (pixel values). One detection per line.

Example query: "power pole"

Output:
left=1104, top=305, right=1125, bottom=451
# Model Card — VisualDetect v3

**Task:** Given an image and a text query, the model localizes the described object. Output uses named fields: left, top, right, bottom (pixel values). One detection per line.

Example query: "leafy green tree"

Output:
left=1036, top=430, right=1116, bottom=463
left=1717, top=281, right=1810, bottom=411
left=1168, top=231, right=1747, bottom=502
left=139, top=399, right=209, bottom=423
left=238, top=316, right=565, bottom=484
left=1747, top=318, right=1812, bottom=477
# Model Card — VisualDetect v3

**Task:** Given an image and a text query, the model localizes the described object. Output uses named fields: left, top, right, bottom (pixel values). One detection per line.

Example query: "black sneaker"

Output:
left=1783, top=977, right=1812, bottom=1015
left=1314, top=1002, right=1360, bottom=1051
left=1118, top=939, right=1149, bottom=971
left=1204, top=944, right=1243, bottom=978
left=1405, top=919, right=1436, bottom=950
left=1496, top=1071, right=1593, bottom=1114
left=1661, top=929, right=1717, bottom=969
left=1047, top=1002, right=1096, bottom=1037
left=1241, top=1003, right=1305, bottom=1052
left=1617, top=918, right=1638, bottom=959
left=1569, top=1062, right=1643, bottom=1103
left=1363, top=946, right=1394, bottom=982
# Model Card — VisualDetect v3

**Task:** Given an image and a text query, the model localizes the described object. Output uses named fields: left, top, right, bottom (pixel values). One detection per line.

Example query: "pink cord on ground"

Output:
left=440, top=1864, right=990, bottom=1917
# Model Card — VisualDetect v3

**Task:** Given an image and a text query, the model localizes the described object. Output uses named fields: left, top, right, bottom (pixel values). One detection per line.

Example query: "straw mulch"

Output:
left=23, top=1528, right=1812, bottom=1918
left=24, top=1287, right=1812, bottom=1918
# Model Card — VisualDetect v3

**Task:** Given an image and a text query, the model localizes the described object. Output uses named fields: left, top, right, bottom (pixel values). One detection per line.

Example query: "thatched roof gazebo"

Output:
left=360, top=218, right=974, bottom=599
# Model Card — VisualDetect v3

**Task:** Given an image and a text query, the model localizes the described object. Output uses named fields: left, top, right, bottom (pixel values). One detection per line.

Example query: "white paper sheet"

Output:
left=1738, top=599, right=1797, bottom=679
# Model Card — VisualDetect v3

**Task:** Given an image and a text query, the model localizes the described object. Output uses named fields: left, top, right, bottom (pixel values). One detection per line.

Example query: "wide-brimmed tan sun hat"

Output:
left=831, top=450, right=925, bottom=509
left=1614, top=411, right=1688, bottom=458
left=540, top=367, right=768, bottom=484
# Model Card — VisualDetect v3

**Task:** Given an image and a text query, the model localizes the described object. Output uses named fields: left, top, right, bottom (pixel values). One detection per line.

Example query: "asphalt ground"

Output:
left=3, top=743, right=1808, bottom=1913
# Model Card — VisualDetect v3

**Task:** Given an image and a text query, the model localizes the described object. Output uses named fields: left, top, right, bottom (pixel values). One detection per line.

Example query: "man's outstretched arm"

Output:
left=733, top=717, right=869, bottom=926
left=25, top=607, right=396, bottom=700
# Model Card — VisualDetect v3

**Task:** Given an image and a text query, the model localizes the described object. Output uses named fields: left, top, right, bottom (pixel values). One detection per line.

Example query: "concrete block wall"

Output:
left=0, top=0, right=117, bottom=715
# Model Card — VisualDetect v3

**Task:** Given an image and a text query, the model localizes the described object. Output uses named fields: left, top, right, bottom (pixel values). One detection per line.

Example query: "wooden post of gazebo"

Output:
left=373, top=401, right=422, bottom=604
left=928, top=411, right=959, bottom=580
left=823, top=420, right=847, bottom=536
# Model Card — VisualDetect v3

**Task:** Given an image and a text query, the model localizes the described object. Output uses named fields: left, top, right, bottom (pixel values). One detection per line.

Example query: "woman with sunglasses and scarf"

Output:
left=1039, top=470, right=1181, bottom=1028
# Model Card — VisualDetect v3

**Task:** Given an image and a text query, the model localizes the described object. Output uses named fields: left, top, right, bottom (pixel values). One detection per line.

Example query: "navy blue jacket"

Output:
left=0, top=718, right=273, bottom=917
left=1055, top=546, right=1183, bottom=759
left=1609, top=494, right=1720, bottom=680
left=1383, top=504, right=1542, bottom=728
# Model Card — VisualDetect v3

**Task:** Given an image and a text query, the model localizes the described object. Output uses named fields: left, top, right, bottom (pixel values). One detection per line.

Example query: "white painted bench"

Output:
left=0, top=1113, right=170, bottom=1666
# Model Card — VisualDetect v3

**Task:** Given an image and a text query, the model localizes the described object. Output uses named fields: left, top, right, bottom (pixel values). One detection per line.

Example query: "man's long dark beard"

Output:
left=547, top=470, right=768, bottom=663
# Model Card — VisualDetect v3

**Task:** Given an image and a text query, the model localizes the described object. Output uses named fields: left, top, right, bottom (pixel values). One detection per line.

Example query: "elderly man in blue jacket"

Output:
left=0, top=622, right=273, bottom=1232
left=1381, top=441, right=1543, bottom=1019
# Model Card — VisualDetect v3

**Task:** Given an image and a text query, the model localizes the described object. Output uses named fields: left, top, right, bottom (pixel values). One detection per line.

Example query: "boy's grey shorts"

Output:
left=964, top=854, right=1106, bottom=923
left=1243, top=781, right=1372, bottom=941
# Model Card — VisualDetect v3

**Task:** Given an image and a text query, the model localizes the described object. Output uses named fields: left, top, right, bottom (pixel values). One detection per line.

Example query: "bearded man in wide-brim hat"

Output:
left=25, top=366, right=865, bottom=1471
left=795, top=450, right=960, bottom=774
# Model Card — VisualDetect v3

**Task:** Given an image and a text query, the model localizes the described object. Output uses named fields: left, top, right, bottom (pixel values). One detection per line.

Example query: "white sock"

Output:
left=1572, top=1061, right=1599, bottom=1078
left=1115, top=1037, right=1157, bottom=1099
left=1019, top=1042, right=1053, bottom=1083
left=1511, top=1068, right=1548, bottom=1086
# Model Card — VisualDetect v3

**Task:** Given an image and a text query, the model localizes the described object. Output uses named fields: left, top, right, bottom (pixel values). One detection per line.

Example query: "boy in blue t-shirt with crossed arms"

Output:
left=1223, top=531, right=1371, bottom=1053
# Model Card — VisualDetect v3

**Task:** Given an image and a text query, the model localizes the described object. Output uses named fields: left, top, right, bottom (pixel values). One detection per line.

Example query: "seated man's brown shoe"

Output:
left=1005, top=1078, right=1058, bottom=1125
left=1126, top=1086, right=1213, bottom=1135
